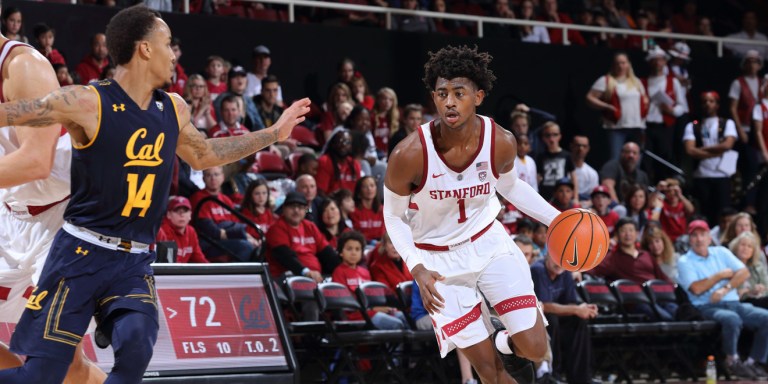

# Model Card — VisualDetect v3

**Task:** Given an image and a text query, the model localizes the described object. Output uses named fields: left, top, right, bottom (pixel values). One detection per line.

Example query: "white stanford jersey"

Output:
left=0, top=40, right=70, bottom=211
left=408, top=115, right=501, bottom=248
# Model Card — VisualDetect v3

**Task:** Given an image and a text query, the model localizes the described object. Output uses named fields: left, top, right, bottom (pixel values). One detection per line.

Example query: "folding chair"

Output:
left=254, top=151, right=290, bottom=180
left=290, top=124, right=320, bottom=150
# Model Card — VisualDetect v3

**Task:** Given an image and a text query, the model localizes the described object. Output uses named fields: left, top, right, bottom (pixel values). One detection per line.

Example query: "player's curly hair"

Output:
left=106, top=5, right=161, bottom=66
left=422, top=45, right=496, bottom=94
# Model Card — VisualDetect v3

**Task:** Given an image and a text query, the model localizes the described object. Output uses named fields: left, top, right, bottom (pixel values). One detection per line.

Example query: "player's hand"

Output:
left=412, top=264, right=445, bottom=315
left=275, top=98, right=311, bottom=142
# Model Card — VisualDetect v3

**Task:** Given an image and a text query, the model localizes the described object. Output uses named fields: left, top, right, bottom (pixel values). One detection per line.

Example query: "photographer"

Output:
left=649, top=178, right=694, bottom=242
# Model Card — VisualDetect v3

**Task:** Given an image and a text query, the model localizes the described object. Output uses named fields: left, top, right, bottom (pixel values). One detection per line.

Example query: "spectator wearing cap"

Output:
left=656, top=178, right=694, bottom=242
left=33, top=23, right=65, bottom=66
left=590, top=186, right=619, bottom=234
left=725, top=10, right=768, bottom=61
left=245, top=45, right=284, bottom=104
left=549, top=178, right=579, bottom=212
left=728, top=50, right=763, bottom=215
left=157, top=196, right=209, bottom=264
left=266, top=191, right=341, bottom=281
left=599, top=141, right=649, bottom=204
left=214, top=65, right=263, bottom=131
left=683, top=91, right=737, bottom=226
left=592, top=218, right=676, bottom=320
left=643, top=46, right=688, bottom=181
left=208, top=95, right=249, bottom=138
left=191, top=166, right=259, bottom=262
left=570, top=135, right=598, bottom=203
left=75, top=33, right=109, bottom=84
left=668, top=42, right=692, bottom=93
left=536, top=122, right=578, bottom=202
left=678, top=220, right=768, bottom=379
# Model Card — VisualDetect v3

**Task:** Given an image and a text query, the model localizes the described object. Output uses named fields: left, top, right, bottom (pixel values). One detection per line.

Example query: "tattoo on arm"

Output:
left=3, top=86, right=80, bottom=127
left=208, top=129, right=279, bottom=162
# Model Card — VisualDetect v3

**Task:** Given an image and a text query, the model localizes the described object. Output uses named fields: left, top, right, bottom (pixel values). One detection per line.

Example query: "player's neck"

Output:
left=434, top=116, right=479, bottom=148
left=113, top=67, right=160, bottom=110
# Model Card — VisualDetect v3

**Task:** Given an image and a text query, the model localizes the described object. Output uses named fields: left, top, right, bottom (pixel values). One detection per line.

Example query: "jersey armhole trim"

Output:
left=73, top=85, right=101, bottom=150
left=490, top=117, right=500, bottom=179
left=412, top=124, right=429, bottom=194
left=166, top=92, right=183, bottom=131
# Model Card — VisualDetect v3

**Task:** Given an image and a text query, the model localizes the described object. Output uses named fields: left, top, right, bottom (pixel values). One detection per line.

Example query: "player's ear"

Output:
left=475, top=89, right=485, bottom=106
left=138, top=41, right=151, bottom=60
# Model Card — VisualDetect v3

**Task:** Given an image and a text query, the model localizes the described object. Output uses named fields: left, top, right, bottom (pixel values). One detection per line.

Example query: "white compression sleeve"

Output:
left=383, top=186, right=424, bottom=272
left=496, top=168, right=561, bottom=226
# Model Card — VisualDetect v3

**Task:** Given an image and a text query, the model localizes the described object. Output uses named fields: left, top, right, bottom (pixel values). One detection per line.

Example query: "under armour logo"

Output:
left=113, top=103, right=125, bottom=112
left=75, top=247, right=89, bottom=256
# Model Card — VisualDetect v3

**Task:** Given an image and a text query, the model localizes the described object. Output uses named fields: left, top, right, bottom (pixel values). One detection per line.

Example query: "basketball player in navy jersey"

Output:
left=0, top=6, right=309, bottom=384
left=383, top=45, right=560, bottom=383
left=0, top=8, right=105, bottom=384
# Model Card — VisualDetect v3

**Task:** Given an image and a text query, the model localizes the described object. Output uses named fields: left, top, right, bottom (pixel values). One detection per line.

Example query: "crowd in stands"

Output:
left=9, top=1, right=768, bottom=382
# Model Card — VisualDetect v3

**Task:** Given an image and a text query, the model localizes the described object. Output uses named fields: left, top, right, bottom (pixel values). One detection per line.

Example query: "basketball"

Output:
left=546, top=208, right=610, bottom=272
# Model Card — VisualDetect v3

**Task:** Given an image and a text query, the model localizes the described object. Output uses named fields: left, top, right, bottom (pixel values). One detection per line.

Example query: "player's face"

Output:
left=322, top=201, right=340, bottom=226
left=251, top=185, right=269, bottom=207
left=617, top=224, right=637, bottom=247
left=145, top=19, right=175, bottom=88
left=283, top=203, right=307, bottom=226
left=341, top=240, right=363, bottom=266
left=432, top=77, right=484, bottom=130
left=167, top=207, right=191, bottom=228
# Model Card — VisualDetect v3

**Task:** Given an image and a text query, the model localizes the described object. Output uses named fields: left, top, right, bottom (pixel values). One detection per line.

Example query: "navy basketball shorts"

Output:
left=10, top=228, right=158, bottom=363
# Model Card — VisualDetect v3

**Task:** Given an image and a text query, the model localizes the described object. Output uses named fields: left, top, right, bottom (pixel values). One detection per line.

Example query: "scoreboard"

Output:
left=0, top=264, right=297, bottom=384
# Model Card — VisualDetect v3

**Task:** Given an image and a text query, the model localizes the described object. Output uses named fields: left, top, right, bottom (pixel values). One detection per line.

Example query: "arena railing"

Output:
left=175, top=0, right=768, bottom=57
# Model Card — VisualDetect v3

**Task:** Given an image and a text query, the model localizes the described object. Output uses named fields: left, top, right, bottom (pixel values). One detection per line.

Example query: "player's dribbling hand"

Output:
left=275, top=98, right=311, bottom=142
left=412, top=264, right=445, bottom=315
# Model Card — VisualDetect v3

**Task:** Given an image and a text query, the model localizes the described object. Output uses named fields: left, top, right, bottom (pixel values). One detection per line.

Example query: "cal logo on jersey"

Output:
left=124, top=128, right=165, bottom=167
left=25, top=289, right=48, bottom=310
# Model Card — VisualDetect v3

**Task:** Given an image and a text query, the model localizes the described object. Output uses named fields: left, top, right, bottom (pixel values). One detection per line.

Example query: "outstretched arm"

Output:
left=174, top=94, right=310, bottom=170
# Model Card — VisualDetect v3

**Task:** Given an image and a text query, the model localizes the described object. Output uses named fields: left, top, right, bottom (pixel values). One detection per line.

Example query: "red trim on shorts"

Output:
left=490, top=118, right=500, bottom=179
left=433, top=117, right=486, bottom=174
left=5, top=195, right=70, bottom=217
left=494, top=295, right=537, bottom=316
left=414, top=221, right=494, bottom=251
left=412, top=125, right=429, bottom=194
left=442, top=303, right=482, bottom=337
left=0, top=286, right=10, bottom=301
left=22, top=286, right=34, bottom=299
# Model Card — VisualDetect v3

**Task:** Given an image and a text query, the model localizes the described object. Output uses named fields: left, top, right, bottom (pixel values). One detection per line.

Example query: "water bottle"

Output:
left=706, top=355, right=717, bottom=384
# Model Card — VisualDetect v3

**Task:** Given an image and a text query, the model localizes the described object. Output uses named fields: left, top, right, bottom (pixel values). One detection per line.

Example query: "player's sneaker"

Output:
left=490, top=317, right=535, bottom=384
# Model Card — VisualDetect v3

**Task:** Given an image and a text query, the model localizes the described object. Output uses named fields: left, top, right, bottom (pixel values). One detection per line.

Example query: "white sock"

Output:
left=494, top=330, right=514, bottom=355
left=746, top=357, right=755, bottom=365
left=536, top=361, right=551, bottom=378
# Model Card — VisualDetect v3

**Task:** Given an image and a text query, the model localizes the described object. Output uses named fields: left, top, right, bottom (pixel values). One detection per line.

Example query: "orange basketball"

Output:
left=546, top=208, right=610, bottom=272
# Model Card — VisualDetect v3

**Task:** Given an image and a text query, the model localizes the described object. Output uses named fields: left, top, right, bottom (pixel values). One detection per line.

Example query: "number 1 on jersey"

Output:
left=457, top=198, right=467, bottom=223
left=122, top=173, right=155, bottom=217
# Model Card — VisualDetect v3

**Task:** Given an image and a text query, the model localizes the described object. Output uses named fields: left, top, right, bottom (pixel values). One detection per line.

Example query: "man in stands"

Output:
left=590, top=186, right=619, bottom=234
left=214, top=65, right=262, bottom=131
left=191, top=166, right=258, bottom=261
left=570, top=135, right=599, bottom=204
left=678, top=220, right=768, bottom=380
left=295, top=174, right=322, bottom=222
left=245, top=45, right=284, bottom=104
left=208, top=95, right=249, bottom=138
left=167, top=37, right=187, bottom=94
left=157, top=196, right=209, bottom=264
left=266, top=191, right=340, bottom=281
left=599, top=141, right=649, bottom=204
left=75, top=32, right=109, bottom=84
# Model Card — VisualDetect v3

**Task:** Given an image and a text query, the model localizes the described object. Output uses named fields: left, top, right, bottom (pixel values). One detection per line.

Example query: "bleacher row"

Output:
left=270, top=273, right=730, bottom=383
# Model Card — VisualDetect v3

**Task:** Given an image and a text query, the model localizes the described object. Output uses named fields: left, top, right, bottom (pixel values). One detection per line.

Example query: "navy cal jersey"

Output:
left=64, top=80, right=181, bottom=244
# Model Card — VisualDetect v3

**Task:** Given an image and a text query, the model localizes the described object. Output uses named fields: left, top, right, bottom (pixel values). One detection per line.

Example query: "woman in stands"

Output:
left=350, top=73, right=374, bottom=110
left=370, top=232, right=413, bottom=293
left=622, top=184, right=650, bottom=236
left=240, top=179, right=278, bottom=239
left=1, top=6, right=27, bottom=43
left=518, top=0, right=549, bottom=43
left=331, top=188, right=355, bottom=229
left=184, top=74, right=217, bottom=133
left=370, top=87, right=400, bottom=159
left=730, top=232, right=768, bottom=309
left=720, top=212, right=762, bottom=247
left=350, top=176, right=384, bottom=244
left=640, top=223, right=679, bottom=281
left=315, top=198, right=349, bottom=250
left=586, top=52, right=649, bottom=160
left=318, top=82, right=354, bottom=142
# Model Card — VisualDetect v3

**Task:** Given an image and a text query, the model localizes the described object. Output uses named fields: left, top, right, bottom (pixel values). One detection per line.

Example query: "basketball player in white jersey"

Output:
left=0, top=19, right=106, bottom=384
left=384, top=45, right=561, bottom=383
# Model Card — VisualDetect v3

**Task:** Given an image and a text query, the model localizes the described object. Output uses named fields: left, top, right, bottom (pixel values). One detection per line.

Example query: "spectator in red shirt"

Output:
left=317, top=130, right=361, bottom=195
left=32, top=23, right=65, bottom=66
left=318, top=82, right=353, bottom=143
left=208, top=95, right=249, bottom=138
left=266, top=192, right=341, bottom=280
left=591, top=185, right=619, bottom=234
left=295, top=153, right=318, bottom=179
left=350, top=73, right=374, bottom=110
left=75, top=33, right=109, bottom=84
left=157, top=196, right=209, bottom=264
left=369, top=232, right=413, bottom=293
left=332, top=231, right=408, bottom=329
left=539, top=0, right=585, bottom=45
left=370, top=87, right=399, bottom=158
left=191, top=166, right=259, bottom=262
left=167, top=37, right=187, bottom=95
left=592, top=218, right=677, bottom=321
left=240, top=178, right=278, bottom=238
left=316, top=198, right=349, bottom=250
left=656, top=178, right=694, bottom=242
left=349, top=176, right=384, bottom=243
left=331, top=188, right=355, bottom=229
left=204, top=55, right=227, bottom=98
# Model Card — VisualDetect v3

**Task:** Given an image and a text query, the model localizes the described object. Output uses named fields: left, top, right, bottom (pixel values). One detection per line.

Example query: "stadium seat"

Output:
left=254, top=151, right=290, bottom=180
left=288, top=152, right=304, bottom=178
left=609, top=279, right=656, bottom=325
left=290, top=125, right=320, bottom=149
